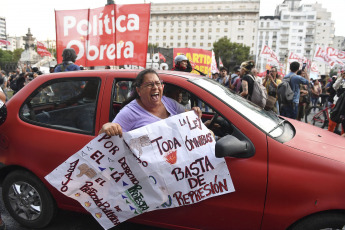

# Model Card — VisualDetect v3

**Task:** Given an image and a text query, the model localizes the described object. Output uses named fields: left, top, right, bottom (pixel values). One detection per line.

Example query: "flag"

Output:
left=219, top=57, right=223, bottom=67
left=260, top=45, right=279, bottom=65
left=211, top=51, right=218, bottom=74
left=36, top=41, right=52, bottom=57
left=158, top=52, right=166, bottom=62
left=0, top=40, right=10, bottom=46
left=313, top=45, right=344, bottom=68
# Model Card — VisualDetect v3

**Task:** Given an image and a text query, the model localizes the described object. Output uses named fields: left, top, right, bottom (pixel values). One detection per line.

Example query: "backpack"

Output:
left=330, top=92, right=345, bottom=123
left=10, top=78, right=18, bottom=91
left=58, top=63, right=72, bottom=72
left=277, top=74, right=295, bottom=105
left=248, top=75, right=267, bottom=108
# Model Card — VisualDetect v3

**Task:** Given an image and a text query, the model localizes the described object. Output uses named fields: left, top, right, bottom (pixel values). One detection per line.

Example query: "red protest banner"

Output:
left=173, top=48, right=212, bottom=75
left=55, top=4, right=150, bottom=67
left=37, top=41, right=52, bottom=57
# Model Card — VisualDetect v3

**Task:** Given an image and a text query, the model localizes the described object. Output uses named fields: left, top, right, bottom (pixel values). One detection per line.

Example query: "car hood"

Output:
left=285, top=119, right=345, bottom=163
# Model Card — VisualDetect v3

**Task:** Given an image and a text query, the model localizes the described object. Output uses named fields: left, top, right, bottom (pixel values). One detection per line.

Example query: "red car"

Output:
left=0, top=69, right=345, bottom=230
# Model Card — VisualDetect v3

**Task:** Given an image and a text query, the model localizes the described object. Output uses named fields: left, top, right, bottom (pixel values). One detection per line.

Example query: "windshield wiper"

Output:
left=268, top=119, right=286, bottom=134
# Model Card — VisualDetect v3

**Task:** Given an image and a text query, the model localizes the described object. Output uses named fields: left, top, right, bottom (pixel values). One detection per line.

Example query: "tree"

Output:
left=213, top=37, right=250, bottom=72
left=13, top=48, right=24, bottom=62
left=148, top=43, right=158, bottom=49
left=0, top=49, right=13, bottom=63
left=47, top=48, right=56, bottom=59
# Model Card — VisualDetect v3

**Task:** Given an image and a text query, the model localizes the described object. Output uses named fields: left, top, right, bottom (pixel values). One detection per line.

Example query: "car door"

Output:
left=6, top=74, right=105, bottom=209
left=103, top=75, right=268, bottom=230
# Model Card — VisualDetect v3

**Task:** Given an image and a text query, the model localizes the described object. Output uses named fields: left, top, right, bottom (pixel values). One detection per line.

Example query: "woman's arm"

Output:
left=240, top=80, right=248, bottom=97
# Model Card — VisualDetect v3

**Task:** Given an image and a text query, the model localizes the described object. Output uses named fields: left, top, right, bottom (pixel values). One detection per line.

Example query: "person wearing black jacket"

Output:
left=172, top=54, right=193, bottom=73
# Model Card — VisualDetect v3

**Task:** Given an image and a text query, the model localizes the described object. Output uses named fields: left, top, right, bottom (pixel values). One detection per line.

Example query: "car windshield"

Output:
left=192, top=77, right=284, bottom=138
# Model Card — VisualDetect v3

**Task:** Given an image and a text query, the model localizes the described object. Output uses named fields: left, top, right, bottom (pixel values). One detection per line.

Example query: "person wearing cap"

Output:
left=217, top=67, right=229, bottom=87
left=54, top=48, right=80, bottom=72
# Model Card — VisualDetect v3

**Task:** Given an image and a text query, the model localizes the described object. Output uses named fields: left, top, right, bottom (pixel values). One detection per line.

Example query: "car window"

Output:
left=114, top=80, right=132, bottom=103
left=20, top=78, right=100, bottom=135
left=192, top=77, right=288, bottom=138
left=110, top=79, right=133, bottom=121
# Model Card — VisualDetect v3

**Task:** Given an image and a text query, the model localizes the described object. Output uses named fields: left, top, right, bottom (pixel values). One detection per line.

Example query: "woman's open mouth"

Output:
left=151, top=92, right=159, bottom=101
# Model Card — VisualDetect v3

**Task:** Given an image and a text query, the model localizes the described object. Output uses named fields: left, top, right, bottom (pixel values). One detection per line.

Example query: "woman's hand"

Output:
left=98, top=122, right=123, bottom=137
left=191, top=106, right=202, bottom=118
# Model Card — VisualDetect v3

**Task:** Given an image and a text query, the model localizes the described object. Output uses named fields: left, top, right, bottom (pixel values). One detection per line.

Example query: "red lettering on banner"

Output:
left=173, top=179, right=229, bottom=206
left=171, top=156, right=214, bottom=184
left=151, top=136, right=182, bottom=155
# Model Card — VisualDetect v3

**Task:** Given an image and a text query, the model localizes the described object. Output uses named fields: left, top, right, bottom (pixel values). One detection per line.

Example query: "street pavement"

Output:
left=0, top=188, right=165, bottom=230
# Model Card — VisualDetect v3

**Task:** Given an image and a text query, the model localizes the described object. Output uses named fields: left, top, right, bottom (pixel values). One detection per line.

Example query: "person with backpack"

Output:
left=328, top=71, right=345, bottom=135
left=279, top=62, right=309, bottom=119
left=240, top=60, right=267, bottom=108
left=54, top=48, right=81, bottom=72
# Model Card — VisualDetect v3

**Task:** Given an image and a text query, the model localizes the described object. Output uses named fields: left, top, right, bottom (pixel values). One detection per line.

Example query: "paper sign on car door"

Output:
left=45, top=111, right=235, bottom=229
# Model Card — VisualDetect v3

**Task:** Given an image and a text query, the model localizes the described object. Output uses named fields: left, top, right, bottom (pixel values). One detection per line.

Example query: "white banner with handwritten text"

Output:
left=45, top=111, right=234, bottom=229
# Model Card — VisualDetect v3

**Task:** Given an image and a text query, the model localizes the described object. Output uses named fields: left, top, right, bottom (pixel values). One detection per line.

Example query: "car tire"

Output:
left=2, top=170, right=57, bottom=228
left=289, top=212, right=345, bottom=230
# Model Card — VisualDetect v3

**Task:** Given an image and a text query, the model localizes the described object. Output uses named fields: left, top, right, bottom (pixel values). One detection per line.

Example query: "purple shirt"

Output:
left=112, top=96, right=186, bottom=132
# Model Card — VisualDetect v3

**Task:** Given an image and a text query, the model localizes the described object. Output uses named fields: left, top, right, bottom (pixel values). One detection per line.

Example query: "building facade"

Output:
left=332, top=36, right=345, bottom=51
left=257, top=0, right=335, bottom=74
left=0, top=17, right=7, bottom=50
left=149, top=0, right=260, bottom=56
left=6, top=36, right=25, bottom=51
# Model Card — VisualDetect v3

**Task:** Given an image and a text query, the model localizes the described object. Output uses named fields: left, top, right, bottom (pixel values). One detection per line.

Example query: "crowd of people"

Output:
left=0, top=50, right=344, bottom=137
left=209, top=59, right=345, bottom=136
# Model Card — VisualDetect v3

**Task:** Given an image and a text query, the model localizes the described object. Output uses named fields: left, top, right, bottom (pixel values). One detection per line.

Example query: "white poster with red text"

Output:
left=55, top=4, right=150, bottom=67
left=36, top=41, right=52, bottom=57
left=45, top=111, right=234, bottom=229
left=313, top=45, right=344, bottom=68
left=260, top=45, right=280, bottom=65
left=288, top=52, right=311, bottom=72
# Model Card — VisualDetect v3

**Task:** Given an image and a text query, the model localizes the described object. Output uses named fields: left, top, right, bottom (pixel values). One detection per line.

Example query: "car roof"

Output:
left=47, top=69, right=204, bottom=81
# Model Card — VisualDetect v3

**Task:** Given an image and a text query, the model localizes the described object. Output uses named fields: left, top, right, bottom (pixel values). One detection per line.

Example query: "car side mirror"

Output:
left=215, top=135, right=255, bottom=158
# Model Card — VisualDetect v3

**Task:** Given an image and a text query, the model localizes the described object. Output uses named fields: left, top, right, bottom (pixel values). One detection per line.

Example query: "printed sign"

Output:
left=313, top=45, right=344, bottom=68
left=55, top=4, right=150, bottom=67
left=45, top=111, right=234, bottom=229
left=288, top=52, right=311, bottom=72
left=121, top=47, right=173, bottom=70
left=174, top=48, right=212, bottom=75
left=260, top=45, right=279, bottom=65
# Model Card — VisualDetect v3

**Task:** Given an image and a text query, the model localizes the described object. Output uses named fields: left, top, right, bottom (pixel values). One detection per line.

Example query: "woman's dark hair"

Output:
left=121, top=69, right=160, bottom=108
